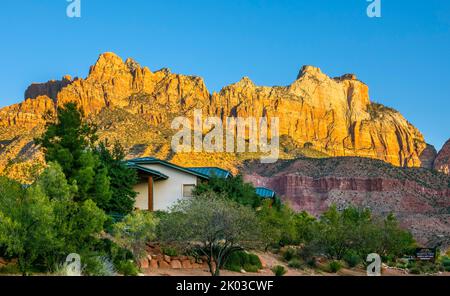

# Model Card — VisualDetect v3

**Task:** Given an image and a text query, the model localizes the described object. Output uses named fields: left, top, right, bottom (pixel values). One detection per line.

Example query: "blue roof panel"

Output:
left=255, top=187, right=276, bottom=199
left=188, top=167, right=232, bottom=179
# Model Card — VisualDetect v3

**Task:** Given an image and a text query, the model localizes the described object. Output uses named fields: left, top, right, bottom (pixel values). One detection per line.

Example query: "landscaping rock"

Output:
left=159, top=260, right=171, bottom=269
left=149, top=259, right=158, bottom=269
left=170, top=260, right=182, bottom=269
left=181, top=260, right=192, bottom=269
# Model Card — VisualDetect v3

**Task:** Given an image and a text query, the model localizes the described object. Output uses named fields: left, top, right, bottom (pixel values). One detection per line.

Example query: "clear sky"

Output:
left=0, top=0, right=449, bottom=149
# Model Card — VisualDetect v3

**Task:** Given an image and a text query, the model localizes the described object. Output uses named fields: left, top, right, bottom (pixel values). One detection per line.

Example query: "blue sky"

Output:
left=0, top=0, right=449, bottom=149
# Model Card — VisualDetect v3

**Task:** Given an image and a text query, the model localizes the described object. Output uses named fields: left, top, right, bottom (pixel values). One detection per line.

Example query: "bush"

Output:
left=306, top=257, right=317, bottom=268
left=162, top=246, right=178, bottom=257
left=343, top=252, right=361, bottom=268
left=288, top=259, right=303, bottom=269
left=0, top=264, right=20, bottom=275
left=248, top=253, right=263, bottom=269
left=328, top=261, right=342, bottom=273
left=224, top=251, right=262, bottom=273
left=409, top=267, right=421, bottom=275
left=282, top=247, right=297, bottom=262
left=243, top=264, right=259, bottom=273
left=116, top=260, right=139, bottom=276
left=82, top=255, right=116, bottom=276
left=271, top=265, right=287, bottom=276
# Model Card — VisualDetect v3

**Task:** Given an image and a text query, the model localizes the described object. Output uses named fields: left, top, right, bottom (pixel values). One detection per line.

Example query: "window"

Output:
left=183, top=184, right=196, bottom=198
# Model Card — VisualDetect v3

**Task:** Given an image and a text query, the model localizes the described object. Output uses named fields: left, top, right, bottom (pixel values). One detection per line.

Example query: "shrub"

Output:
left=82, top=255, right=116, bottom=276
left=162, top=246, right=179, bottom=257
left=272, top=265, right=287, bottom=276
left=343, top=251, right=361, bottom=268
left=113, top=211, right=159, bottom=261
left=282, top=247, right=297, bottom=262
left=328, top=261, right=342, bottom=273
left=409, top=267, right=421, bottom=275
left=0, top=264, right=20, bottom=275
left=116, top=260, right=139, bottom=276
left=288, top=259, right=303, bottom=269
left=248, top=253, right=263, bottom=269
left=243, top=264, right=259, bottom=273
left=224, top=251, right=262, bottom=273
left=441, top=256, right=450, bottom=268
left=306, top=257, right=317, bottom=268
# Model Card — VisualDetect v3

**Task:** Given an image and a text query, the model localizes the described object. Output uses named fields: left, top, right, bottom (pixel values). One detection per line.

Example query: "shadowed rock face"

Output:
left=435, top=140, right=450, bottom=175
left=0, top=52, right=430, bottom=178
left=419, top=144, right=438, bottom=169
left=243, top=157, right=450, bottom=248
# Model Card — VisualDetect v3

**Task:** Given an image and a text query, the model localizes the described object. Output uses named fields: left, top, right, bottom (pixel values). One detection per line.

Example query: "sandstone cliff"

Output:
left=0, top=52, right=436, bottom=180
left=435, top=139, right=450, bottom=175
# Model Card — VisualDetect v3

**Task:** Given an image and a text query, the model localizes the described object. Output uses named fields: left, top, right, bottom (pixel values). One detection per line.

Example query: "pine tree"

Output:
left=36, top=102, right=112, bottom=207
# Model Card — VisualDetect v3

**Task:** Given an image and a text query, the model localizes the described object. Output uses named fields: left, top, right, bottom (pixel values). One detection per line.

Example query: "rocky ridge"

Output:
left=0, top=52, right=438, bottom=181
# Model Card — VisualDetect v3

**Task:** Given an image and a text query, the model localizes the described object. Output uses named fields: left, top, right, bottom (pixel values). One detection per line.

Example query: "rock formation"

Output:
left=435, top=139, right=450, bottom=175
left=243, top=157, right=450, bottom=248
left=0, top=52, right=432, bottom=178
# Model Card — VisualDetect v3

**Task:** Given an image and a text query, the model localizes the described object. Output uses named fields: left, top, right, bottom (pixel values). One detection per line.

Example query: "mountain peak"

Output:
left=297, top=65, right=323, bottom=79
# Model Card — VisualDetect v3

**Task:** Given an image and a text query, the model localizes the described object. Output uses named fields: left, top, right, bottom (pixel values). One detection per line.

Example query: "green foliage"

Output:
left=281, top=247, right=297, bottom=262
left=328, top=261, right=343, bottom=273
left=257, top=200, right=317, bottom=250
left=116, top=260, right=139, bottom=276
left=224, top=251, right=262, bottom=273
left=0, top=264, right=20, bottom=275
left=35, top=102, right=112, bottom=210
left=0, top=177, right=55, bottom=275
left=310, top=205, right=415, bottom=262
left=82, top=254, right=116, bottom=276
left=0, top=164, right=107, bottom=275
left=271, top=265, right=287, bottom=276
left=97, top=141, right=138, bottom=215
left=343, top=251, right=361, bottom=268
left=113, top=211, right=158, bottom=261
left=159, top=193, right=262, bottom=276
left=288, top=259, right=303, bottom=269
left=193, top=175, right=261, bottom=208
left=162, top=246, right=179, bottom=257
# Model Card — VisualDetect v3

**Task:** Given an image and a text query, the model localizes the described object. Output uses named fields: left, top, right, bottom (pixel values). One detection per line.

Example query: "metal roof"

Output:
left=127, top=163, right=169, bottom=181
left=187, top=167, right=232, bottom=179
left=127, top=157, right=210, bottom=179
left=255, top=187, right=276, bottom=199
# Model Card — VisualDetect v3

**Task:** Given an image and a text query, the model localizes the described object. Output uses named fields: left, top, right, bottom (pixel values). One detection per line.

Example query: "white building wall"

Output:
left=133, top=163, right=200, bottom=211
left=134, top=181, right=149, bottom=210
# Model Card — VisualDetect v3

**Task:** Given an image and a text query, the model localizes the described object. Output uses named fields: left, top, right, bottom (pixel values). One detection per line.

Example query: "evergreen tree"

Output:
left=97, top=141, right=138, bottom=215
left=36, top=103, right=112, bottom=208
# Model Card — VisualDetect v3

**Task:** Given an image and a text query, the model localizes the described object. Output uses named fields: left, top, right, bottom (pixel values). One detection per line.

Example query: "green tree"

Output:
left=35, top=102, right=112, bottom=208
left=193, top=175, right=261, bottom=208
left=97, top=141, right=138, bottom=215
left=310, top=205, right=415, bottom=262
left=113, top=211, right=159, bottom=262
left=379, top=214, right=416, bottom=259
left=257, top=200, right=298, bottom=249
left=36, top=163, right=107, bottom=269
left=0, top=177, right=55, bottom=275
left=159, top=193, right=262, bottom=276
